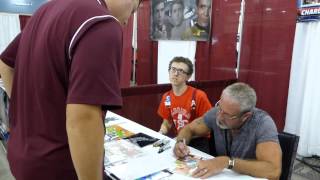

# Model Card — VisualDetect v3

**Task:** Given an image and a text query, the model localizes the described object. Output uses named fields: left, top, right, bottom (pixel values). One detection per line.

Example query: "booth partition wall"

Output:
left=121, top=0, right=296, bottom=132
left=12, top=0, right=297, bottom=131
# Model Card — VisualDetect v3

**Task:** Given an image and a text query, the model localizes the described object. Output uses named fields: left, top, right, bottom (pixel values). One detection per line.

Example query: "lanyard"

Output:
left=224, top=130, right=232, bottom=157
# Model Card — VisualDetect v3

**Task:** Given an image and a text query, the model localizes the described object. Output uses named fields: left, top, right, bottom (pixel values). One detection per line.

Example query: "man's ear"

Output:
left=241, top=111, right=253, bottom=122
left=186, top=75, right=192, bottom=81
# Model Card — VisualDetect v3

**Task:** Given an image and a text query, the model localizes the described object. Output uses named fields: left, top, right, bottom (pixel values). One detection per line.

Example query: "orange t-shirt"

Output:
left=157, top=86, right=212, bottom=134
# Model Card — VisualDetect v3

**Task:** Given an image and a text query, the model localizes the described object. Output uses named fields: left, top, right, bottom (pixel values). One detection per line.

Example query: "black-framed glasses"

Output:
left=169, top=67, right=188, bottom=75
left=215, top=100, right=243, bottom=120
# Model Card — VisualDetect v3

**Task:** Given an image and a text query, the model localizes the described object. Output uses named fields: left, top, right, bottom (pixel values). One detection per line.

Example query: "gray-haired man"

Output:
left=173, top=82, right=282, bottom=180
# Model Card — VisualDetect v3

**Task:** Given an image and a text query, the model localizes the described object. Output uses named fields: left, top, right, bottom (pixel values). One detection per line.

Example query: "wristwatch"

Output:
left=228, top=157, right=235, bottom=169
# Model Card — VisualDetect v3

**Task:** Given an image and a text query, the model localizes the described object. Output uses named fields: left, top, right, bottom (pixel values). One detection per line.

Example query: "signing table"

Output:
left=104, top=111, right=266, bottom=180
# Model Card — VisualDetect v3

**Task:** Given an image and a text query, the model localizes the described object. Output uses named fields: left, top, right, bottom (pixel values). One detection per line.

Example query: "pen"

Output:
left=177, top=138, right=190, bottom=158
left=110, top=173, right=120, bottom=180
left=158, top=145, right=171, bottom=153
left=105, top=171, right=120, bottom=180
left=159, top=139, right=170, bottom=147
left=153, top=139, right=163, bottom=147
left=153, top=139, right=170, bottom=147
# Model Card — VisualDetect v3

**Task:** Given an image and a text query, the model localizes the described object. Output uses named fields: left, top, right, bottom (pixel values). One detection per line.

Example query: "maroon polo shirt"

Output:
left=0, top=0, right=123, bottom=179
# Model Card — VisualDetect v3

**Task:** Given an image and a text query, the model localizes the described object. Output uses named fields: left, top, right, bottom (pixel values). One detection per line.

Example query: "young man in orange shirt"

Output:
left=158, top=57, right=212, bottom=136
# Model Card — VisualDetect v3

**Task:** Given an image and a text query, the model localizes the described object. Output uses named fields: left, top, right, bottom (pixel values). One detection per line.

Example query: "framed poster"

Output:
left=0, top=0, right=49, bottom=15
left=150, top=0, right=212, bottom=41
left=297, top=0, right=320, bottom=22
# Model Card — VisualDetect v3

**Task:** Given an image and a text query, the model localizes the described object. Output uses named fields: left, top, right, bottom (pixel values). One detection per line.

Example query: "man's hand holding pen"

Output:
left=173, top=138, right=190, bottom=158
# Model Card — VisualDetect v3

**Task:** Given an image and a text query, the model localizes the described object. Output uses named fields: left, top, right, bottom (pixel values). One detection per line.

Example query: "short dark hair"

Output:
left=196, top=0, right=211, bottom=7
left=196, top=0, right=200, bottom=6
left=170, top=0, right=184, bottom=13
left=168, top=56, right=193, bottom=75
left=152, top=0, right=166, bottom=11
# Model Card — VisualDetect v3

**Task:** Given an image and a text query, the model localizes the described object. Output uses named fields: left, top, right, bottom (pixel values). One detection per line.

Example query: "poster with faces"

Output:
left=150, top=0, right=212, bottom=41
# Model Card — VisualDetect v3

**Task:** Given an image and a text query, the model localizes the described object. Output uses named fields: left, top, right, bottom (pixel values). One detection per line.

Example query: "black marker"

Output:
left=106, top=171, right=120, bottom=180
left=158, top=145, right=171, bottom=153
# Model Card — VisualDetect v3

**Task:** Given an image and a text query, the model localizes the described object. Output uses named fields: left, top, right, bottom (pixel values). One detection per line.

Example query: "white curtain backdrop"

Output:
left=285, top=22, right=320, bottom=157
left=0, top=13, right=20, bottom=53
left=0, top=13, right=21, bottom=90
left=157, top=41, right=196, bottom=84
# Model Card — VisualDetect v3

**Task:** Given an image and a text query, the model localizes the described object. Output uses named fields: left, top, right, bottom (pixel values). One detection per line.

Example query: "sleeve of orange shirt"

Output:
left=157, top=91, right=171, bottom=121
left=195, top=89, right=213, bottom=117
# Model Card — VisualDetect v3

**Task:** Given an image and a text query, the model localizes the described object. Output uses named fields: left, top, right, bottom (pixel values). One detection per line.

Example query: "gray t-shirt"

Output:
left=204, top=107, right=279, bottom=159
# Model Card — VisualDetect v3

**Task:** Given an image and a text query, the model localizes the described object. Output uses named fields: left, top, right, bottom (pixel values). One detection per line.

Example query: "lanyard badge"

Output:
left=165, top=95, right=171, bottom=106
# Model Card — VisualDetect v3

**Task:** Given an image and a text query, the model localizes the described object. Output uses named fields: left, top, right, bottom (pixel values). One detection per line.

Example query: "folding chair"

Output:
left=278, top=132, right=299, bottom=180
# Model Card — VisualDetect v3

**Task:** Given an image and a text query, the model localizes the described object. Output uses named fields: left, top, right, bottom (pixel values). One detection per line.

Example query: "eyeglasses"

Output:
left=169, top=67, right=188, bottom=75
left=215, top=100, right=243, bottom=120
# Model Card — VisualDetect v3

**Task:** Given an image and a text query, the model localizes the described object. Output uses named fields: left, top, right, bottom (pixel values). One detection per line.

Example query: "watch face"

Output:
left=228, top=159, right=235, bottom=169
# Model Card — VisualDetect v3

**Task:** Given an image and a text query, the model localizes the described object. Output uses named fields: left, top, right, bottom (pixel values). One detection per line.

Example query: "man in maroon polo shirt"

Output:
left=0, top=0, right=141, bottom=179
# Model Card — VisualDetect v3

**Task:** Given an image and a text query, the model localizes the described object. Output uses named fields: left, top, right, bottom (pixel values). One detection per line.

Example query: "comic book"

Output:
left=105, top=124, right=135, bottom=141
left=173, top=154, right=203, bottom=176
left=135, top=169, right=173, bottom=180
left=134, top=154, right=205, bottom=179
left=104, top=139, right=144, bottom=166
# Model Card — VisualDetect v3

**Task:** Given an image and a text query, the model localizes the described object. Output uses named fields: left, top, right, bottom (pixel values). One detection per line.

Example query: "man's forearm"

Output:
left=176, top=126, right=193, bottom=144
left=0, top=60, right=14, bottom=97
left=176, top=117, right=210, bottom=144
left=67, top=104, right=104, bottom=180
left=159, top=120, right=171, bottom=134
left=232, top=159, right=281, bottom=180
